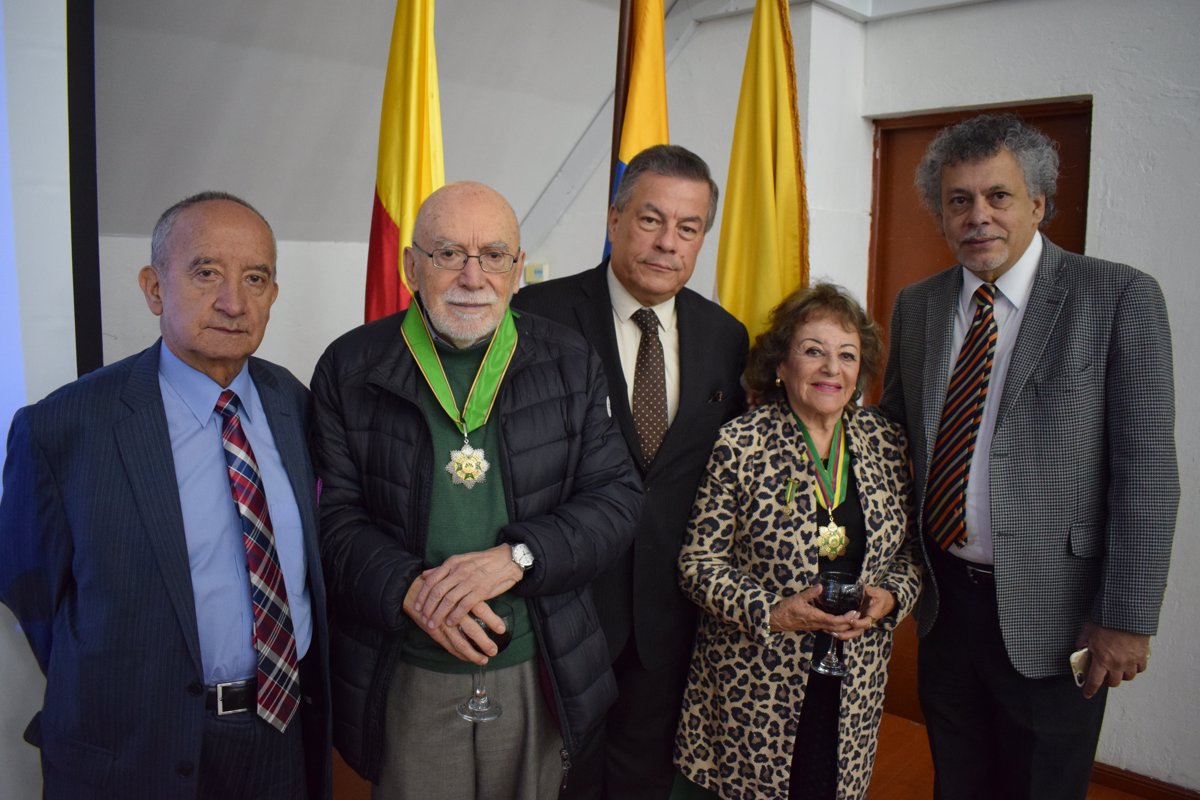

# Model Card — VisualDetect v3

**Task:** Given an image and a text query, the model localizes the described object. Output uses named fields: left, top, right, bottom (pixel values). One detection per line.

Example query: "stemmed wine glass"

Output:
left=812, top=572, right=864, bottom=678
left=457, top=599, right=515, bottom=722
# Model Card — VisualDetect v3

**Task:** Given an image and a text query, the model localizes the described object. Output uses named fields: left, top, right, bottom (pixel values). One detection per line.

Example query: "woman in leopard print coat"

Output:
left=673, top=284, right=922, bottom=799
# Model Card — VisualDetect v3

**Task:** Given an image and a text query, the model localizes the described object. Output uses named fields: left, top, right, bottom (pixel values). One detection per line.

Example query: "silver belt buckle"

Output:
left=964, top=562, right=993, bottom=583
left=216, top=680, right=250, bottom=715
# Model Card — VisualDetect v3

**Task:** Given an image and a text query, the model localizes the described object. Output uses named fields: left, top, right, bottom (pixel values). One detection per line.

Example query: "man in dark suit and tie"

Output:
left=0, top=192, right=330, bottom=799
left=513, top=144, right=748, bottom=799
left=879, top=114, right=1178, bottom=800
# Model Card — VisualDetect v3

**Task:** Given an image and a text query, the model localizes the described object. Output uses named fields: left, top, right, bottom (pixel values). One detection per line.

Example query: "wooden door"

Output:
left=867, top=101, right=1093, bottom=723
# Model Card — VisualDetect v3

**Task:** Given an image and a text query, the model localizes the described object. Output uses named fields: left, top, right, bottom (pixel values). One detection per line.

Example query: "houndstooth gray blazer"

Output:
left=879, top=237, right=1179, bottom=679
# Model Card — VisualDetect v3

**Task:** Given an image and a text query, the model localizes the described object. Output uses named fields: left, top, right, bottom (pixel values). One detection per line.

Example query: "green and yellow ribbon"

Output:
left=401, top=300, right=518, bottom=436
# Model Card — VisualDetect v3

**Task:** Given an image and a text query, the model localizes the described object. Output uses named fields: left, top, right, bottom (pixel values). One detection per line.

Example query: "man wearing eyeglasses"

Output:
left=513, top=145, right=749, bottom=799
left=310, top=181, right=642, bottom=799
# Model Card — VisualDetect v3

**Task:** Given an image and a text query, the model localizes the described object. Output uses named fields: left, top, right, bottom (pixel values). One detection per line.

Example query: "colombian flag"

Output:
left=716, top=0, right=808, bottom=340
left=606, top=0, right=669, bottom=256
left=364, top=0, right=445, bottom=322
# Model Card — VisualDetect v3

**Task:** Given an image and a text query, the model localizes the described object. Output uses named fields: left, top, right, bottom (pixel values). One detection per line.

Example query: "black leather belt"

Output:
left=205, top=679, right=256, bottom=715
left=930, top=546, right=995, bottom=585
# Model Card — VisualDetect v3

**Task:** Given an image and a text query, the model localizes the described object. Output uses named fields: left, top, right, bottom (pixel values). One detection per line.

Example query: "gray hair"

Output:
left=612, top=144, right=720, bottom=232
left=915, top=113, right=1060, bottom=225
left=150, top=191, right=275, bottom=268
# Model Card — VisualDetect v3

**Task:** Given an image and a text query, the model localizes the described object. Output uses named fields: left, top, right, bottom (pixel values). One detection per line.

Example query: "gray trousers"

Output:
left=374, top=659, right=563, bottom=800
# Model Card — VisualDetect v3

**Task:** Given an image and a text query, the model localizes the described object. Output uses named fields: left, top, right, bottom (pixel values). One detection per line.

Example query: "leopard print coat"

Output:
left=674, top=402, right=921, bottom=799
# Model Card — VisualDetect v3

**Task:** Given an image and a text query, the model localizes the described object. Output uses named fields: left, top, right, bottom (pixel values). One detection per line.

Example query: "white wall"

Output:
left=100, top=235, right=366, bottom=382
left=861, top=0, right=1200, bottom=788
left=0, top=1, right=73, bottom=796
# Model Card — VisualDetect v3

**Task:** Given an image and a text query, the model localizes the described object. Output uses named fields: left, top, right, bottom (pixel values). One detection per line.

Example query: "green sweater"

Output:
left=402, top=337, right=534, bottom=673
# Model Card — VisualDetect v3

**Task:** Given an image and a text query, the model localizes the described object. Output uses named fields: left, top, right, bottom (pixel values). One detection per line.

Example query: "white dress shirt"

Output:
left=953, top=232, right=1043, bottom=565
left=607, top=266, right=681, bottom=425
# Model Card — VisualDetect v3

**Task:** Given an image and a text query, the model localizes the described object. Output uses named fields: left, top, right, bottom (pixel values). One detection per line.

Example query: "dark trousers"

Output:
left=198, top=708, right=306, bottom=800
left=562, top=640, right=689, bottom=800
left=918, top=548, right=1107, bottom=800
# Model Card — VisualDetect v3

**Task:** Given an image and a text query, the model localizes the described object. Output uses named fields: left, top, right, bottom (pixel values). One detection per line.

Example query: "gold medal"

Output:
left=445, top=440, right=490, bottom=489
left=817, top=509, right=848, bottom=560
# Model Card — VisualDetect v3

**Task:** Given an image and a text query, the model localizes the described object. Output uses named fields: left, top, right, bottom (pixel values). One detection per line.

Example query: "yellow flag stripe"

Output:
left=376, top=0, right=445, bottom=254
left=716, top=0, right=809, bottom=341
left=617, top=0, right=669, bottom=164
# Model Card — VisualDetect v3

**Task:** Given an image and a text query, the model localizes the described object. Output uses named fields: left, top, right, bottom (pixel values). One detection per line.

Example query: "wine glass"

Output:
left=812, top=572, right=864, bottom=678
left=457, top=599, right=515, bottom=722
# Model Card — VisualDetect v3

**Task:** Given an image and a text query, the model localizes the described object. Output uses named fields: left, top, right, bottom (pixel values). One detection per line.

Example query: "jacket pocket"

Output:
left=1068, top=522, right=1102, bottom=558
left=42, top=733, right=115, bottom=788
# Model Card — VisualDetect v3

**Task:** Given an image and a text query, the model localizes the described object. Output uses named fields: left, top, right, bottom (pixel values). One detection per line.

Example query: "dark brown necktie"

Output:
left=631, top=308, right=668, bottom=467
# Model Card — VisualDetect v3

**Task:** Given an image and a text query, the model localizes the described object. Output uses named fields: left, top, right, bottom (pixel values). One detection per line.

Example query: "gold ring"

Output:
left=863, top=614, right=875, bottom=627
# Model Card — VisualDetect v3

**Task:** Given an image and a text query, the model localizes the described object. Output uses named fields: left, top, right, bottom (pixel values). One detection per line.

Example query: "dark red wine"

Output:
left=816, top=594, right=861, bottom=615
left=815, top=574, right=863, bottom=615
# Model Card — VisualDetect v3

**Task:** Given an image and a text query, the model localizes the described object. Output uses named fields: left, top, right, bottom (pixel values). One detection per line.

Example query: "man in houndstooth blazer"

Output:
left=879, top=114, right=1178, bottom=800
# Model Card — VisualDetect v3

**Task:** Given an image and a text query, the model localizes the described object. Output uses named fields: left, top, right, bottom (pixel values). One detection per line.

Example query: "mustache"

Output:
left=962, top=227, right=1002, bottom=241
left=442, top=287, right=500, bottom=305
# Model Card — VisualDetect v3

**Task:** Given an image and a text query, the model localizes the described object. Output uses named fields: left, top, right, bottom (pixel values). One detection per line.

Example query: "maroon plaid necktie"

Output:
left=925, top=284, right=999, bottom=550
left=216, top=390, right=300, bottom=732
left=631, top=308, right=668, bottom=467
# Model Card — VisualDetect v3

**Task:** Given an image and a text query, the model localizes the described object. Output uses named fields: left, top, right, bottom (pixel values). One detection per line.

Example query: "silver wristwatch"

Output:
left=510, top=543, right=534, bottom=572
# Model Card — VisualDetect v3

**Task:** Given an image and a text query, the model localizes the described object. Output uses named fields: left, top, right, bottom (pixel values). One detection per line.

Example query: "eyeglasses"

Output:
left=411, top=242, right=518, bottom=274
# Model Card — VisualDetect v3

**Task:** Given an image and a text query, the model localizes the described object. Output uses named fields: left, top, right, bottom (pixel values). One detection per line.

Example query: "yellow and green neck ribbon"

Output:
left=401, top=299, right=518, bottom=437
left=791, top=410, right=848, bottom=515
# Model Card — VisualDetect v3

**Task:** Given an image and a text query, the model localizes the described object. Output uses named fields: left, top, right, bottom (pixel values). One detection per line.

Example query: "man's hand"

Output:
left=413, top=544, right=522, bottom=630
left=1076, top=621, right=1151, bottom=699
left=403, top=577, right=508, bottom=665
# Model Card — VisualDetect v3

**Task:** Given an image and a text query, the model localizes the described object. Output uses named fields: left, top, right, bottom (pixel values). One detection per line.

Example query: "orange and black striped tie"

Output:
left=925, top=283, right=998, bottom=550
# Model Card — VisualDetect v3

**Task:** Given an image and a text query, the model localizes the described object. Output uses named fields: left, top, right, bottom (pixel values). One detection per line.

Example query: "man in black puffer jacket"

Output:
left=310, top=182, right=641, bottom=799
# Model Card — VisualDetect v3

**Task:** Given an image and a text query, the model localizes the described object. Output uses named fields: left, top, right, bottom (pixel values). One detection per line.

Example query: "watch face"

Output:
left=513, top=544, right=534, bottom=568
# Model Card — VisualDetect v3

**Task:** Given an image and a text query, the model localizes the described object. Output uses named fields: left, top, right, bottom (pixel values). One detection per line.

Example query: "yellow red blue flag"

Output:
left=606, top=0, right=669, bottom=256
left=365, top=0, right=445, bottom=322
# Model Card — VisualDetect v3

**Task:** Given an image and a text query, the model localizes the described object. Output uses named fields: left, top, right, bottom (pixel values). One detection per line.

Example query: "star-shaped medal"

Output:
left=446, top=442, right=490, bottom=489
left=817, top=519, right=849, bottom=560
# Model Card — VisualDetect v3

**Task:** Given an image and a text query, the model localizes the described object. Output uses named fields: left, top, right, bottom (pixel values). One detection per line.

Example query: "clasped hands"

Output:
left=769, top=583, right=896, bottom=641
left=402, top=544, right=525, bottom=665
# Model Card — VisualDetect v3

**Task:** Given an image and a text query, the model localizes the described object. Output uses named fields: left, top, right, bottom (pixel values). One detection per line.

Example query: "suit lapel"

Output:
left=649, top=290, right=703, bottom=478
left=115, top=342, right=203, bottom=674
left=921, top=270, right=962, bottom=468
left=996, top=241, right=1066, bottom=430
left=573, top=265, right=642, bottom=464
left=250, top=361, right=324, bottom=608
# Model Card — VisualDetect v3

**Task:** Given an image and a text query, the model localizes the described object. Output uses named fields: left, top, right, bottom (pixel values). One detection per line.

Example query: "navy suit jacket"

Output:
left=0, top=341, right=331, bottom=798
left=513, top=263, right=748, bottom=670
left=879, top=239, right=1179, bottom=678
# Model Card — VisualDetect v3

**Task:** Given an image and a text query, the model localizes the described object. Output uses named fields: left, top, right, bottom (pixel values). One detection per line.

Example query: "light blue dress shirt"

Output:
left=158, top=346, right=312, bottom=684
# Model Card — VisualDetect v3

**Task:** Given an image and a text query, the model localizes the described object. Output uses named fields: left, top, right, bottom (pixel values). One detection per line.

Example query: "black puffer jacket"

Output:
left=310, top=308, right=642, bottom=782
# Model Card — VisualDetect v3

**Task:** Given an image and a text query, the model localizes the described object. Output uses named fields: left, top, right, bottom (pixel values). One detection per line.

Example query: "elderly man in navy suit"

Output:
left=880, top=114, right=1178, bottom=800
left=514, top=145, right=748, bottom=799
left=0, top=192, right=330, bottom=799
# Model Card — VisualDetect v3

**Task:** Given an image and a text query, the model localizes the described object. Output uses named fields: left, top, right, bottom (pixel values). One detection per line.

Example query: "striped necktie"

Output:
left=631, top=307, right=668, bottom=468
left=924, top=283, right=999, bottom=550
left=216, top=390, right=300, bottom=732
